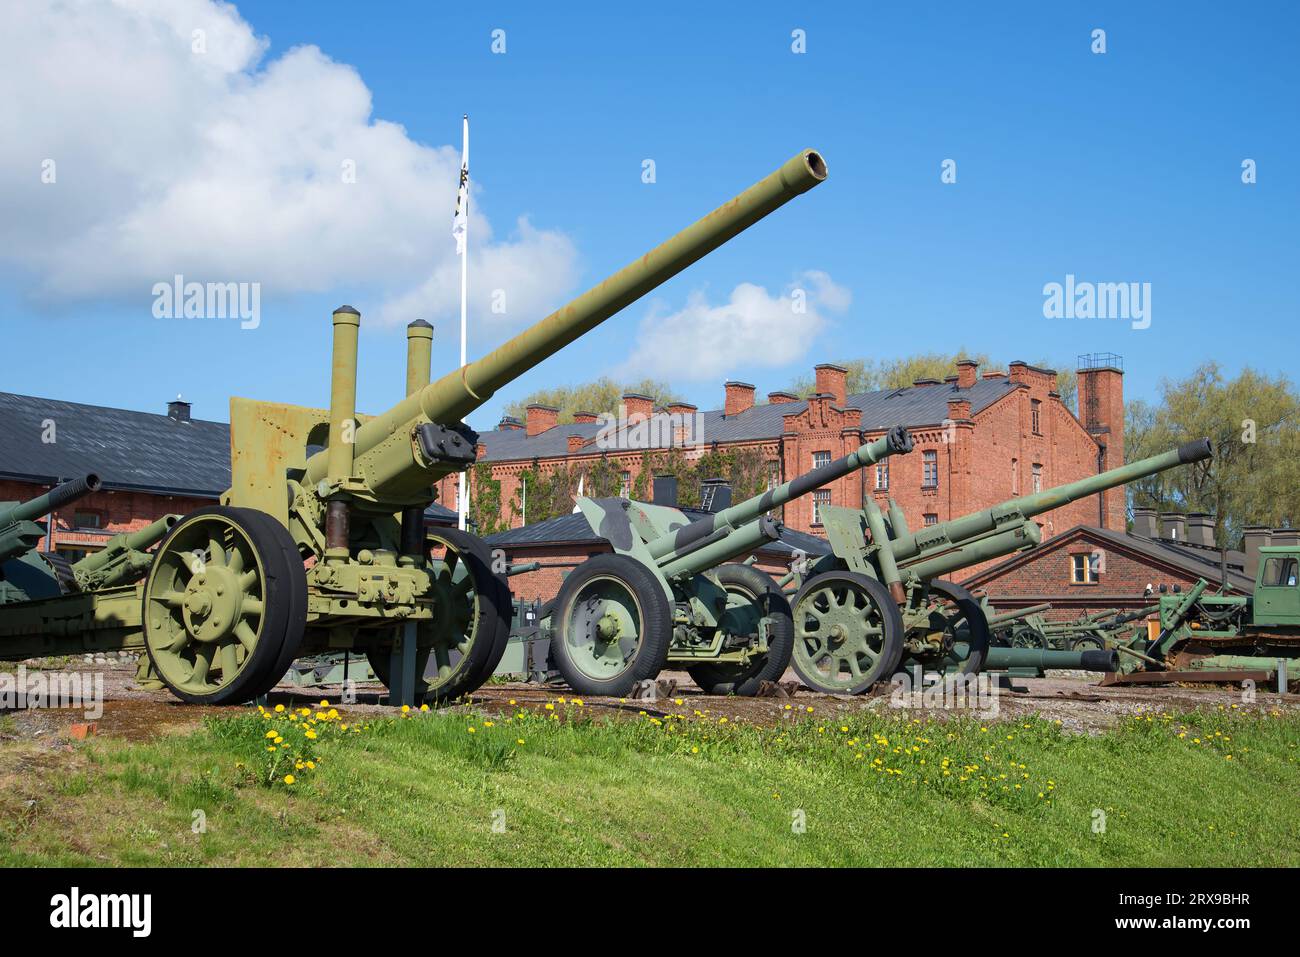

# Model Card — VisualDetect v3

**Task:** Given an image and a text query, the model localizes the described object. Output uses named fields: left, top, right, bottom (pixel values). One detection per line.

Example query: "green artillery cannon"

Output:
left=546, top=427, right=913, bottom=697
left=0, top=474, right=103, bottom=601
left=109, top=149, right=827, bottom=705
left=786, top=439, right=1214, bottom=694
left=988, top=603, right=1155, bottom=652
left=984, top=646, right=1120, bottom=673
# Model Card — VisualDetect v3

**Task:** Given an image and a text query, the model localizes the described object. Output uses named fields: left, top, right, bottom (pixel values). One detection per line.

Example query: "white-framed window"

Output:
left=812, top=490, right=831, bottom=525
left=619, top=471, right=631, bottom=498
left=812, top=450, right=831, bottom=471
left=923, top=513, right=939, bottom=526
left=1032, top=463, right=1043, bottom=494
left=922, top=450, right=939, bottom=489
left=1071, top=553, right=1099, bottom=584
left=874, top=462, right=889, bottom=490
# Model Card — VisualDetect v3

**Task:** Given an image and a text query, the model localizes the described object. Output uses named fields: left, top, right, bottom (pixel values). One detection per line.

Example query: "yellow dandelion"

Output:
left=284, top=774, right=296, bottom=785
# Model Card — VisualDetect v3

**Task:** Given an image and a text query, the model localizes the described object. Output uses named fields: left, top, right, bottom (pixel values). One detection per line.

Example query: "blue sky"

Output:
left=4, top=0, right=1296, bottom=432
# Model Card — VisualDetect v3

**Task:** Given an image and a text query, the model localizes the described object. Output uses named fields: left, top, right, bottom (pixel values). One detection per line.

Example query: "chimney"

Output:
left=956, top=359, right=978, bottom=389
left=1131, top=507, right=1157, bottom=539
left=525, top=403, right=559, bottom=437
left=666, top=401, right=697, bottom=417
left=767, top=391, right=798, bottom=404
left=701, top=478, right=732, bottom=513
left=814, top=364, right=847, bottom=406
left=567, top=434, right=586, bottom=453
left=1077, top=358, right=1126, bottom=531
left=947, top=397, right=971, bottom=421
left=912, top=378, right=941, bottom=388
left=572, top=410, right=599, bottom=424
left=167, top=397, right=191, bottom=422
left=1186, top=512, right=1215, bottom=548
left=1273, top=527, right=1300, bottom=547
left=653, top=474, right=678, bottom=507
left=497, top=415, right=524, bottom=431
left=1242, top=526, right=1271, bottom=579
left=622, top=392, right=654, bottom=422
left=1160, top=512, right=1186, bottom=542
left=724, top=381, right=755, bottom=416
left=982, top=370, right=1007, bottom=380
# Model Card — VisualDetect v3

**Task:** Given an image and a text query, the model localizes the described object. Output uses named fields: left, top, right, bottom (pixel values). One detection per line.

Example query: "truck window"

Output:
left=1261, top=557, right=1298, bottom=587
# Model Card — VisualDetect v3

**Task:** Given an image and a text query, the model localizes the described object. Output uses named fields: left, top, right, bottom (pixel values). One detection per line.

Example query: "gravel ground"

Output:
left=2, top=660, right=1296, bottom=749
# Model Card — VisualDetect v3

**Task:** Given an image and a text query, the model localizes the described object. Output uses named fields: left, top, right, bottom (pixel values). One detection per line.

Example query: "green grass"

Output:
left=1, top=701, right=1297, bottom=866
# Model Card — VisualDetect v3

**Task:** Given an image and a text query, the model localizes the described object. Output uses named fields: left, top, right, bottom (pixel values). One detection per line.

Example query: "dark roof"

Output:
left=0, top=391, right=230, bottom=496
left=477, top=378, right=1019, bottom=462
left=965, top=524, right=1255, bottom=593
left=485, top=506, right=831, bottom=558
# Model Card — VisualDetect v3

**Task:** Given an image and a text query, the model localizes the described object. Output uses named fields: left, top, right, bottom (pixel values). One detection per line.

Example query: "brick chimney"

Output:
left=567, top=434, right=586, bottom=453
left=572, top=410, right=599, bottom=424
left=1132, top=507, right=1157, bottom=539
left=666, top=401, right=697, bottom=417
left=497, top=415, right=524, bottom=431
left=956, top=359, right=978, bottom=389
left=1186, top=513, right=1215, bottom=548
left=1160, top=512, right=1186, bottom=542
left=767, top=391, right=798, bottom=404
left=1273, top=527, right=1300, bottom=547
left=912, top=378, right=941, bottom=388
left=814, top=364, right=847, bottom=406
left=525, top=403, right=558, bottom=437
left=1077, top=359, right=1125, bottom=531
left=947, top=397, right=971, bottom=421
left=1242, top=526, right=1271, bottom=579
left=982, top=370, right=1007, bottom=380
left=724, top=381, right=755, bottom=416
left=622, top=393, right=654, bottom=423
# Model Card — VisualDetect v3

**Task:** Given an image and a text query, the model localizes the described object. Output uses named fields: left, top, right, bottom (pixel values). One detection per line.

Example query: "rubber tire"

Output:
left=242, top=509, right=309, bottom=699
left=367, top=527, right=513, bottom=704
left=898, top=579, right=990, bottom=677
left=790, top=570, right=904, bottom=695
left=549, top=553, right=672, bottom=697
left=143, top=505, right=302, bottom=705
left=687, top=564, right=794, bottom=696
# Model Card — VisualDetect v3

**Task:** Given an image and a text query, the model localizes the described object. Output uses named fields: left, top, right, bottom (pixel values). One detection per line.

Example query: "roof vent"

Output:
left=167, top=396, right=191, bottom=422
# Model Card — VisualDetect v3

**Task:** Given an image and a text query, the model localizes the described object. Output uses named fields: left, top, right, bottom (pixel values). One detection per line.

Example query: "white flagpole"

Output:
left=457, top=114, right=469, bottom=532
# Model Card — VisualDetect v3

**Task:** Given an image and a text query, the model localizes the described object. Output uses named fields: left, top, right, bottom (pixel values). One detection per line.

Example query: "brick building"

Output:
left=442, top=357, right=1128, bottom=549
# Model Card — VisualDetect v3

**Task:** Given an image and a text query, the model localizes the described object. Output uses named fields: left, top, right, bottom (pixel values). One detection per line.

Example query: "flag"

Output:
left=452, top=159, right=468, bottom=255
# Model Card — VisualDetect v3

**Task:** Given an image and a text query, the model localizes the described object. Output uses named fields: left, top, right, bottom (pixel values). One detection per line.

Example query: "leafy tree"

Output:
left=505, top=376, right=676, bottom=424
left=1125, top=363, right=1300, bottom=544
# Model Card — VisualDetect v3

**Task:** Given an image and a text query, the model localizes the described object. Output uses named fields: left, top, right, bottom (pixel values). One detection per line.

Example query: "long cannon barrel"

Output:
left=986, top=647, right=1119, bottom=672
left=303, top=149, right=830, bottom=491
left=646, top=425, right=913, bottom=562
left=986, top=602, right=1053, bottom=627
left=0, top=473, right=101, bottom=527
left=886, top=440, right=1213, bottom=563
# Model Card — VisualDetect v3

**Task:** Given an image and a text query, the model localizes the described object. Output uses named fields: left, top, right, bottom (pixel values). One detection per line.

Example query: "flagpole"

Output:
left=457, top=114, right=469, bottom=532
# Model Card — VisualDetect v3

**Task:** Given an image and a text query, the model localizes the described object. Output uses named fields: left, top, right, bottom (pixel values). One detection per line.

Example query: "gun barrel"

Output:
left=72, top=514, right=179, bottom=576
left=888, top=440, right=1212, bottom=563
left=986, top=647, right=1119, bottom=672
left=303, top=150, right=829, bottom=490
left=646, top=426, right=912, bottom=562
left=986, top=602, right=1053, bottom=626
left=656, top=515, right=782, bottom=579
left=0, top=473, right=101, bottom=526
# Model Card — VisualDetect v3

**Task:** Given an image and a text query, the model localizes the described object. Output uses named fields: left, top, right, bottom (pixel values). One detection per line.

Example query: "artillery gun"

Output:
left=545, top=427, right=913, bottom=697
left=784, top=440, right=1214, bottom=694
left=0, top=474, right=103, bottom=602
left=987, top=602, right=1156, bottom=652
left=984, top=646, right=1120, bottom=673
left=111, top=149, right=828, bottom=705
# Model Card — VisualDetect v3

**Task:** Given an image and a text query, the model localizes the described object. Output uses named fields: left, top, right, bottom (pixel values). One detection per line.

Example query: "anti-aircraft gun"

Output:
left=546, top=427, right=913, bottom=696
left=121, top=149, right=829, bottom=705
left=784, top=439, right=1214, bottom=693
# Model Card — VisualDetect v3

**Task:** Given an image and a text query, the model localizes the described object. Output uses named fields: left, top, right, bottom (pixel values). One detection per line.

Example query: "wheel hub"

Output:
left=182, top=567, right=243, bottom=643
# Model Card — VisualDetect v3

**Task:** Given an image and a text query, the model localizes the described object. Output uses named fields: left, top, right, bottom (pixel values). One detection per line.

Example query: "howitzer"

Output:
left=788, top=439, right=1214, bottom=694
left=0, top=474, right=101, bottom=565
left=546, top=427, right=913, bottom=696
left=121, top=149, right=829, bottom=705
left=71, top=515, right=181, bottom=591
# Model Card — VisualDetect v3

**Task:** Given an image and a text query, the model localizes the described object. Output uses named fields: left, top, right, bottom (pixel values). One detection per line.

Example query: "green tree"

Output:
left=505, top=376, right=676, bottom=424
left=1124, top=363, right=1300, bottom=544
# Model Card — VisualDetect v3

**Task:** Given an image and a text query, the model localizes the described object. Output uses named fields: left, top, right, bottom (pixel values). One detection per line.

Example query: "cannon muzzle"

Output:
left=0, top=473, right=101, bottom=528
left=645, top=426, right=912, bottom=562
left=303, top=150, right=830, bottom=495
left=985, top=647, right=1119, bottom=672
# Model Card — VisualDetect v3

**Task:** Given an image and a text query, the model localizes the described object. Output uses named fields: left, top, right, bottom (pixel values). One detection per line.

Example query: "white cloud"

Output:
left=616, top=271, right=850, bottom=381
left=0, top=0, right=578, bottom=328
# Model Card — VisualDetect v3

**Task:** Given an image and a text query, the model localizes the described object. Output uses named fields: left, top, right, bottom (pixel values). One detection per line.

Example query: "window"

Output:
left=767, top=461, right=780, bottom=490
left=73, top=510, right=101, bottom=529
left=1031, top=399, right=1042, bottom=435
left=922, top=450, right=939, bottom=489
left=923, top=513, right=938, bottom=526
left=812, top=451, right=831, bottom=471
left=1011, top=458, right=1019, bottom=494
left=619, top=471, right=631, bottom=498
left=1261, top=557, right=1299, bottom=587
left=1031, top=463, right=1042, bottom=494
left=874, top=462, right=889, bottom=491
left=812, top=490, right=831, bottom=525
left=1071, top=553, right=1099, bottom=584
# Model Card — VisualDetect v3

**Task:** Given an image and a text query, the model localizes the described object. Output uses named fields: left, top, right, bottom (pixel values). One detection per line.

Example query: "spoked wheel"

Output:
left=549, top=553, right=671, bottom=697
left=686, top=564, right=794, bottom=696
left=1070, top=633, right=1105, bottom=652
left=790, top=571, right=903, bottom=694
left=1010, top=625, right=1050, bottom=649
left=366, top=527, right=511, bottom=704
left=143, top=506, right=306, bottom=705
left=895, top=579, right=990, bottom=678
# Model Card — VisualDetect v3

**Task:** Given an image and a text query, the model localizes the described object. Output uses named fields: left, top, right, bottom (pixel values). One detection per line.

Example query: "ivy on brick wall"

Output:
left=467, top=462, right=508, bottom=536
left=644, top=446, right=773, bottom=511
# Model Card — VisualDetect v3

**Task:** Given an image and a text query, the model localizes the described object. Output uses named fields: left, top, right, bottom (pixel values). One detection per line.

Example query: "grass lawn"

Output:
left=1, top=700, right=1296, bottom=867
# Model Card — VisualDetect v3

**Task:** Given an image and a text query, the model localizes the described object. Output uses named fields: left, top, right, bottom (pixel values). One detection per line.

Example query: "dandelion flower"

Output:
left=284, top=774, right=296, bottom=785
